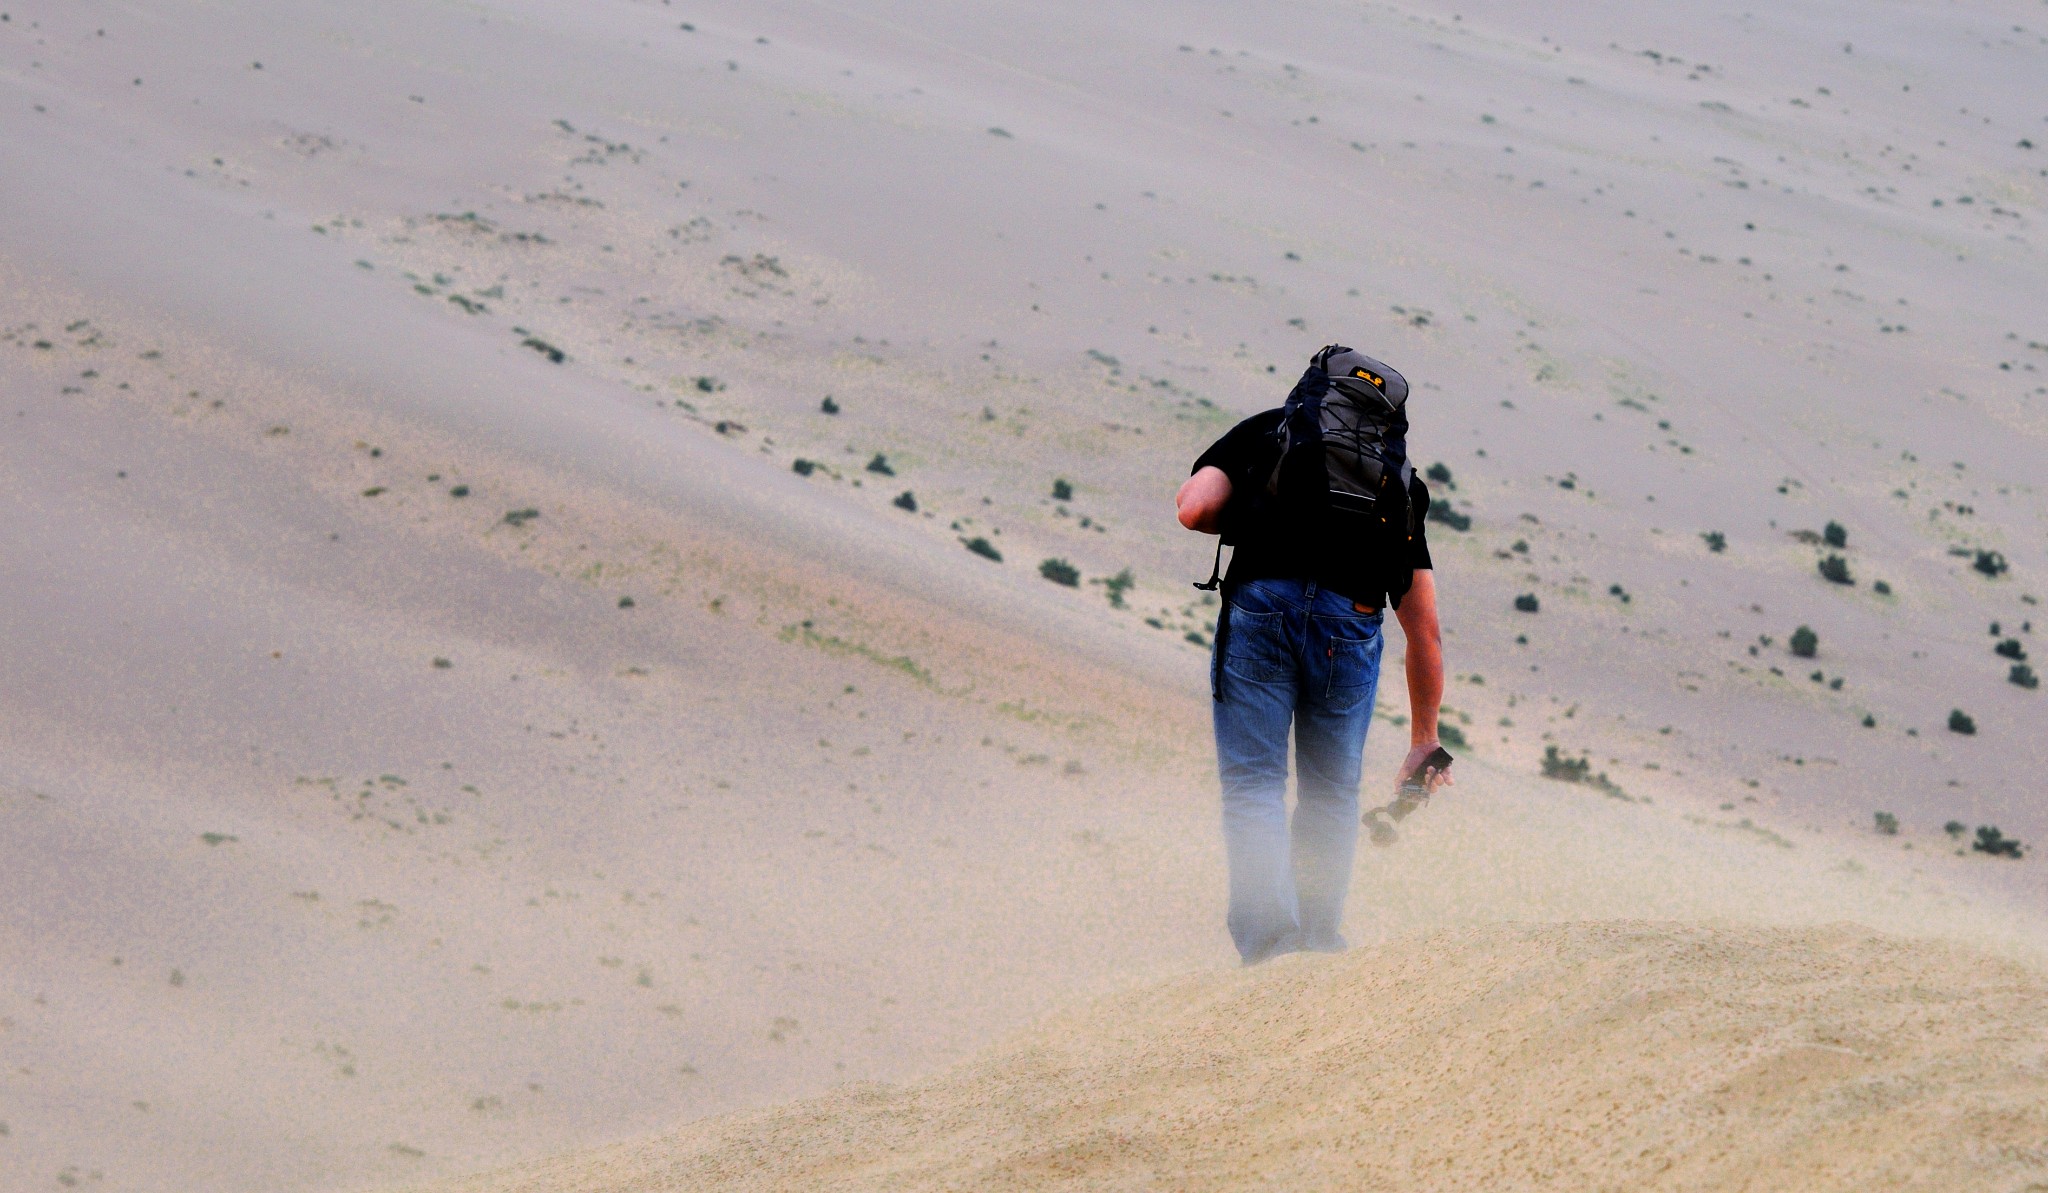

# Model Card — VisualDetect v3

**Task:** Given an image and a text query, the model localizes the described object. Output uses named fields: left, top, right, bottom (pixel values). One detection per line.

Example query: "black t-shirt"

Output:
left=1192, top=409, right=1433, bottom=609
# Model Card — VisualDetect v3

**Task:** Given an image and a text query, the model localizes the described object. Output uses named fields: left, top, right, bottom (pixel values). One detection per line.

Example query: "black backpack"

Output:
left=1196, top=344, right=1415, bottom=591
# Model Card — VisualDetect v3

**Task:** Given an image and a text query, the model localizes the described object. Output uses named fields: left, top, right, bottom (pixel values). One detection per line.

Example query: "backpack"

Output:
left=1195, top=344, right=1415, bottom=591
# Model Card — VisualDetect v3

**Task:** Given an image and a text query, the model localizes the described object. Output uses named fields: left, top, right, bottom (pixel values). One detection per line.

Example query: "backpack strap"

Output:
left=1192, top=537, right=1225, bottom=591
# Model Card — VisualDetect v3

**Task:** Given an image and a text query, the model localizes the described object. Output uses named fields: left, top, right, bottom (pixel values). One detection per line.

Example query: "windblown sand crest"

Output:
left=415, top=921, right=2048, bottom=1192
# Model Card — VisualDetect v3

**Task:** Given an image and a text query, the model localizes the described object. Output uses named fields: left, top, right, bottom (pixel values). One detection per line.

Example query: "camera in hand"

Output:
left=1364, top=745, right=1454, bottom=846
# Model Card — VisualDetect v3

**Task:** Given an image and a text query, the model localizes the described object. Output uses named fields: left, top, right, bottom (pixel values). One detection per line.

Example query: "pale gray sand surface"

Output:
left=1, top=1, right=2045, bottom=1190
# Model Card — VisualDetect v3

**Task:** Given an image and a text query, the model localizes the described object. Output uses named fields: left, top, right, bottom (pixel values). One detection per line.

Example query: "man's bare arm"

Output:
left=1176, top=466, right=1232, bottom=534
left=1393, top=568, right=1451, bottom=793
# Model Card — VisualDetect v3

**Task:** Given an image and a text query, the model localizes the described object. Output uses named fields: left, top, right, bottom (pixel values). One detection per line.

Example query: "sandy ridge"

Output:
left=411, top=920, right=2048, bottom=1192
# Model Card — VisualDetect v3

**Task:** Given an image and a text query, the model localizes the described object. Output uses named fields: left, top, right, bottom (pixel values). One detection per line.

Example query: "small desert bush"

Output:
left=1873, top=811, right=1898, bottom=836
left=1995, top=638, right=2027, bottom=660
left=791, top=459, right=816, bottom=477
left=1948, top=708, right=1977, bottom=735
left=1823, top=520, right=1848, bottom=548
left=1514, top=593, right=1540, bottom=613
left=1700, top=530, right=1727, bottom=553
left=1973, top=826, right=2024, bottom=858
left=1974, top=550, right=2009, bottom=578
left=1094, top=568, right=1135, bottom=608
left=2011, top=663, right=2039, bottom=689
left=1540, top=745, right=1590, bottom=783
left=1789, top=625, right=1818, bottom=658
left=1427, top=501, right=1472, bottom=531
left=866, top=453, right=894, bottom=476
left=1540, top=746, right=1628, bottom=800
left=893, top=490, right=918, bottom=512
left=1818, top=554, right=1853, bottom=585
left=962, top=536, right=1002, bottom=562
left=1051, top=478, right=1074, bottom=501
left=1038, top=558, right=1080, bottom=587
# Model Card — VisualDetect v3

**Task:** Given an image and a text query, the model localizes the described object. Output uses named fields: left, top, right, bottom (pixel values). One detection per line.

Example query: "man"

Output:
left=1175, top=344, right=1449, bottom=965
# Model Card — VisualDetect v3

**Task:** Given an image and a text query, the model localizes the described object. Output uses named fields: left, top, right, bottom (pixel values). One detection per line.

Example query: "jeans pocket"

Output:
left=1323, top=634, right=1381, bottom=707
left=1221, top=606, right=1292, bottom=683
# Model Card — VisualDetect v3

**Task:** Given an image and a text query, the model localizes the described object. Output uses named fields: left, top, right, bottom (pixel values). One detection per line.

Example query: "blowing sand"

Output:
left=418, top=922, right=2048, bottom=1192
left=3, top=0, right=2046, bottom=1189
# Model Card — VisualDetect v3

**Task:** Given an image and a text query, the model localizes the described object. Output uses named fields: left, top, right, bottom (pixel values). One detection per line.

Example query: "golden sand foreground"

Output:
left=418, top=922, right=2048, bottom=1192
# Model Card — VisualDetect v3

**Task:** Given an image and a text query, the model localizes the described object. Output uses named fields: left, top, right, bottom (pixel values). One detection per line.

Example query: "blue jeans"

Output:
left=1211, top=577, right=1384, bottom=965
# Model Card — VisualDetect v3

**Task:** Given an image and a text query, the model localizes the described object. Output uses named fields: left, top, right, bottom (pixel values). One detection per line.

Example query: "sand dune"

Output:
left=3, top=0, right=2046, bottom=1188
left=416, top=921, right=2048, bottom=1192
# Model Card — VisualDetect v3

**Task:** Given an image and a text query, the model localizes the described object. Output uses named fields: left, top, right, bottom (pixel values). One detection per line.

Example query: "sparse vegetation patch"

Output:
left=1039, top=558, right=1080, bottom=587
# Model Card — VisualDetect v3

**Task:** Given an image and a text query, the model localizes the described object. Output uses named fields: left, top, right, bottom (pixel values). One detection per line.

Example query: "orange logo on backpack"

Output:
left=1353, top=368, right=1385, bottom=389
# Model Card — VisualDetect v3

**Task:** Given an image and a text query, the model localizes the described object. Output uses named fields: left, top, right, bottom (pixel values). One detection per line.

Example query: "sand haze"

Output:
left=1, top=1, right=2045, bottom=1190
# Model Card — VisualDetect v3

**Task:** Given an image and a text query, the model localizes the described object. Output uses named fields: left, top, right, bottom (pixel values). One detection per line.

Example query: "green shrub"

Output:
left=962, top=536, right=1002, bottom=562
left=1540, top=745, right=1590, bottom=782
left=1873, top=580, right=1892, bottom=595
left=521, top=337, right=566, bottom=364
left=1947, top=708, right=1977, bottom=735
left=866, top=453, right=894, bottom=476
left=791, top=458, right=815, bottom=477
left=618, top=596, right=635, bottom=609
left=1818, top=554, right=1854, bottom=585
left=1094, top=568, right=1135, bottom=608
left=1873, top=811, right=1898, bottom=835
left=1514, top=593, right=1540, bottom=613
left=1038, top=558, right=1080, bottom=587
left=892, top=490, right=918, bottom=512
left=1823, top=521, right=1848, bottom=548
left=1700, top=531, right=1727, bottom=553
left=1995, top=638, right=2027, bottom=660
left=1425, top=462, right=1455, bottom=488
left=1974, top=550, right=2009, bottom=577
left=820, top=395, right=839, bottom=414
left=502, top=507, right=541, bottom=527
left=1426, top=501, right=1472, bottom=531
left=1789, top=625, right=1818, bottom=658
left=2011, top=663, right=2040, bottom=689
left=1973, top=826, right=2024, bottom=858
left=1539, top=746, right=1627, bottom=799
left=449, top=484, right=470, bottom=498
left=1051, top=478, right=1074, bottom=501
left=694, top=375, right=722, bottom=393
left=1944, top=820, right=1967, bottom=839
left=1438, top=723, right=1468, bottom=749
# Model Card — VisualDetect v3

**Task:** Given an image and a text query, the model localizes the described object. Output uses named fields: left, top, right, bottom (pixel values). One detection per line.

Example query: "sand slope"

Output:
left=416, top=921, right=2048, bottom=1192
left=3, top=0, right=2047, bottom=1188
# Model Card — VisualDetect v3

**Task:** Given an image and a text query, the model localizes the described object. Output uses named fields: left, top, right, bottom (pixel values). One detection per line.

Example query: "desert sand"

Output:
left=1, top=1, right=2044, bottom=1190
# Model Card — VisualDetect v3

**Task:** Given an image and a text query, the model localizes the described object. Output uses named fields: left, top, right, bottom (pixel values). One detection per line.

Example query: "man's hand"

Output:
left=1395, top=741, right=1455, bottom=795
left=1175, top=466, right=1232, bottom=534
